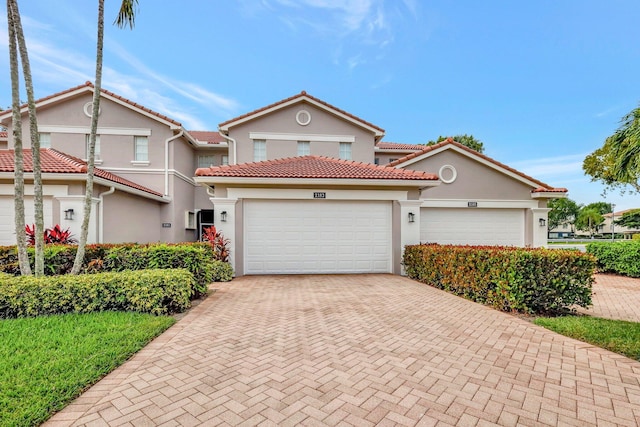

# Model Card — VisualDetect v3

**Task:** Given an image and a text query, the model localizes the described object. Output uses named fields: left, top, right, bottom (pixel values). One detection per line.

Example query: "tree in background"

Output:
left=71, top=0, right=138, bottom=274
left=614, top=209, right=640, bottom=230
left=548, top=198, right=581, bottom=231
left=583, top=202, right=613, bottom=215
left=583, top=106, right=640, bottom=194
left=575, top=207, right=605, bottom=237
left=427, top=134, right=484, bottom=153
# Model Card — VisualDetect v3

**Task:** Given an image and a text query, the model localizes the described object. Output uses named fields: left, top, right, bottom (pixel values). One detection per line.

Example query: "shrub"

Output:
left=0, top=243, right=234, bottom=297
left=587, top=241, right=640, bottom=277
left=25, top=224, right=77, bottom=245
left=0, top=268, right=194, bottom=318
left=403, top=244, right=595, bottom=314
left=202, top=226, right=230, bottom=262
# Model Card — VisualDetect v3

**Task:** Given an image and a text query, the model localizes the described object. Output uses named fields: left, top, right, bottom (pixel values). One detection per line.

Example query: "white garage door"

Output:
left=0, top=196, right=53, bottom=246
left=244, top=200, right=392, bottom=274
left=421, top=208, right=525, bottom=246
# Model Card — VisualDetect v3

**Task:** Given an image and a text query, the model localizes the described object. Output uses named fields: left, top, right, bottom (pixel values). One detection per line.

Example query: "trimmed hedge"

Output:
left=403, top=244, right=595, bottom=314
left=587, top=241, right=640, bottom=277
left=0, top=243, right=234, bottom=297
left=0, top=269, right=194, bottom=318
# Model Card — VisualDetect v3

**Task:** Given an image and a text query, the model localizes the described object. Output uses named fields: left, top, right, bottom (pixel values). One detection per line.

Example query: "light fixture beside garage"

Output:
left=220, top=211, right=228, bottom=222
left=64, top=209, right=74, bottom=221
left=539, top=218, right=546, bottom=227
left=408, top=212, right=415, bottom=223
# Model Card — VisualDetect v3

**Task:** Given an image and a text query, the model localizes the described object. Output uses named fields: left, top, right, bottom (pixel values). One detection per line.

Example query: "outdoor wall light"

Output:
left=220, top=211, right=228, bottom=222
left=64, top=209, right=74, bottom=221
left=539, top=218, right=546, bottom=227
left=408, top=212, right=415, bottom=223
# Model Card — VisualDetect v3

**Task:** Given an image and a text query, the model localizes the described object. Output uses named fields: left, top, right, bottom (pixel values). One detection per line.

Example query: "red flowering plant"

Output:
left=202, top=226, right=230, bottom=263
left=25, top=224, right=78, bottom=245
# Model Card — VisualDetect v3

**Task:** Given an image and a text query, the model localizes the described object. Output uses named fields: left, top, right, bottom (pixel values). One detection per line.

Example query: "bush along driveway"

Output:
left=46, top=275, right=640, bottom=426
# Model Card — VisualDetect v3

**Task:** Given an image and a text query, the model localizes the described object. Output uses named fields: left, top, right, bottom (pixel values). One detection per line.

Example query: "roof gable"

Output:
left=389, top=139, right=567, bottom=193
left=0, top=82, right=182, bottom=129
left=195, top=155, right=437, bottom=181
left=218, top=91, right=385, bottom=140
left=0, top=148, right=164, bottom=199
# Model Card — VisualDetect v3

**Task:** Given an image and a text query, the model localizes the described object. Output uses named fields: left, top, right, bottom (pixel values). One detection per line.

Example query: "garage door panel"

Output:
left=245, top=200, right=392, bottom=274
left=421, top=208, right=524, bottom=246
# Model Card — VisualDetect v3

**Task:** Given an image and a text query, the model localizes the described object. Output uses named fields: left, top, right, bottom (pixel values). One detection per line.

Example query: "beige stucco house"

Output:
left=0, top=84, right=566, bottom=275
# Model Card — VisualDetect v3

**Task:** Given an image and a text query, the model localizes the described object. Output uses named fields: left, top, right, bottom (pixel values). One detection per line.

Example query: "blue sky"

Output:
left=2, top=0, right=640, bottom=210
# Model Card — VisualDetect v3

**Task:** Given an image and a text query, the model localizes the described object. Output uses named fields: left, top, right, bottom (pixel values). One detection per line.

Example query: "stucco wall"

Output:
left=228, top=101, right=377, bottom=164
left=102, top=191, right=164, bottom=243
left=401, top=150, right=535, bottom=200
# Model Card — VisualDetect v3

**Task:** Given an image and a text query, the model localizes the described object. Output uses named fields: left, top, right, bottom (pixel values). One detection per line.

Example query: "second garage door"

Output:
left=244, top=200, right=392, bottom=274
left=421, top=207, right=525, bottom=246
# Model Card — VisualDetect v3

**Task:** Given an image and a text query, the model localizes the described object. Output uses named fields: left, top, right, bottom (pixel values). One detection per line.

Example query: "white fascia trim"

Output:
left=395, top=144, right=547, bottom=190
left=194, top=176, right=440, bottom=188
left=220, top=96, right=384, bottom=137
left=227, top=187, right=410, bottom=201
left=375, top=148, right=421, bottom=153
left=0, top=183, right=68, bottom=197
left=249, top=132, right=356, bottom=143
left=193, top=142, right=229, bottom=148
left=93, top=177, right=169, bottom=203
left=420, top=198, right=539, bottom=209
left=531, top=192, right=567, bottom=199
left=37, top=125, right=152, bottom=136
left=0, top=172, right=168, bottom=203
left=99, top=167, right=195, bottom=185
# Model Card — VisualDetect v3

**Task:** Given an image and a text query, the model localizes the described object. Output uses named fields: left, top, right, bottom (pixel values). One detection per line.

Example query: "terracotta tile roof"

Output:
left=0, top=149, right=163, bottom=197
left=0, top=81, right=181, bottom=127
left=388, top=138, right=567, bottom=193
left=604, top=209, right=639, bottom=218
left=376, top=142, right=426, bottom=150
left=196, top=155, right=437, bottom=181
left=219, top=91, right=385, bottom=134
left=188, top=131, right=225, bottom=144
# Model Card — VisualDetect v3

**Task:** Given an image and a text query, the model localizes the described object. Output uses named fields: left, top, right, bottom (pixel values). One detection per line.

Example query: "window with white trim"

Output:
left=254, top=140, right=266, bottom=161
left=198, top=155, right=217, bottom=168
left=339, top=142, right=352, bottom=160
left=297, top=141, right=310, bottom=156
left=134, top=136, right=148, bottom=161
left=85, top=134, right=101, bottom=159
left=38, top=133, right=51, bottom=148
left=222, top=155, right=229, bottom=166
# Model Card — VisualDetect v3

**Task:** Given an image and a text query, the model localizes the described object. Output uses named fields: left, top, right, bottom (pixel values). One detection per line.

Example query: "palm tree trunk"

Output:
left=71, top=0, right=136, bottom=274
left=7, top=0, right=31, bottom=275
left=71, top=0, right=104, bottom=274
left=10, top=0, right=45, bottom=275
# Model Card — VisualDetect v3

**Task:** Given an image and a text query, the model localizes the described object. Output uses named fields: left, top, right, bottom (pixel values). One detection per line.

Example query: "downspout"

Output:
left=164, top=130, right=184, bottom=197
left=218, top=128, right=237, bottom=165
left=98, top=186, right=115, bottom=243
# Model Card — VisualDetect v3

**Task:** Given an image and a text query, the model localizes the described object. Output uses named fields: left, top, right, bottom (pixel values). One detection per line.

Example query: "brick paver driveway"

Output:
left=47, top=275, right=640, bottom=426
left=577, top=274, right=640, bottom=323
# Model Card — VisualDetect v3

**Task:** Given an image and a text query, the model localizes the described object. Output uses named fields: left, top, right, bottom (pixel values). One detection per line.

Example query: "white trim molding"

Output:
left=438, top=165, right=457, bottom=184
left=227, top=188, right=410, bottom=201
left=249, top=132, right=355, bottom=143
left=37, top=125, right=152, bottom=136
left=421, top=198, right=539, bottom=209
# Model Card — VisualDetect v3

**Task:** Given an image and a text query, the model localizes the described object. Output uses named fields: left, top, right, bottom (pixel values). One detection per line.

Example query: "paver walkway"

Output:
left=577, top=274, right=640, bottom=322
left=46, top=275, right=640, bottom=426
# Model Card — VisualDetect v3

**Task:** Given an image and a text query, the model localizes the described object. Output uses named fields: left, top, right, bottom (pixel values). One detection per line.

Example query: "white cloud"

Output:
left=510, top=153, right=587, bottom=178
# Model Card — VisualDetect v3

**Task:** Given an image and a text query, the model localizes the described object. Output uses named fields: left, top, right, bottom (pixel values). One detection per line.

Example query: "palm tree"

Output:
left=71, top=0, right=138, bottom=274
left=7, top=0, right=30, bottom=275
left=611, top=107, right=640, bottom=186
left=8, top=0, right=45, bottom=275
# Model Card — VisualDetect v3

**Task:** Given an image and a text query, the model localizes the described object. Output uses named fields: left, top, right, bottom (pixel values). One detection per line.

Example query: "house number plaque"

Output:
left=313, top=192, right=326, bottom=199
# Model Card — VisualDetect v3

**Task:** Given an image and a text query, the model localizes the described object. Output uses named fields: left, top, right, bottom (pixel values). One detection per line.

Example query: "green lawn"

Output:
left=534, top=316, right=640, bottom=361
left=0, top=311, right=175, bottom=427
